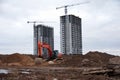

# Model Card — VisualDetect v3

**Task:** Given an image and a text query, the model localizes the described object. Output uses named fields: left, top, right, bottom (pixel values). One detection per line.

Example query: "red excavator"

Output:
left=38, top=41, right=62, bottom=60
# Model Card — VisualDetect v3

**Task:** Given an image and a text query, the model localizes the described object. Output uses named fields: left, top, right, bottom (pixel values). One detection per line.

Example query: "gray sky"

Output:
left=0, top=0, right=120, bottom=55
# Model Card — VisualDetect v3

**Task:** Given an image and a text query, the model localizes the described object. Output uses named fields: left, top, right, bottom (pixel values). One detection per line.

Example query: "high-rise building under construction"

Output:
left=34, top=24, right=54, bottom=56
left=60, top=15, right=82, bottom=54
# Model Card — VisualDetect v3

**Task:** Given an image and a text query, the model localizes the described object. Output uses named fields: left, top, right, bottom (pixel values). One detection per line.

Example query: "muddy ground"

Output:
left=0, top=51, right=120, bottom=80
left=0, top=67, right=114, bottom=80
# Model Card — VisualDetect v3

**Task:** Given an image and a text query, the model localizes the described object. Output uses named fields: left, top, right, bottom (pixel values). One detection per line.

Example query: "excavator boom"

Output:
left=38, top=41, right=52, bottom=58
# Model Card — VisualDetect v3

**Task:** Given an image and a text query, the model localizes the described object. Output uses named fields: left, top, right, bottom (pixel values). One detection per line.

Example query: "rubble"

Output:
left=82, top=67, right=113, bottom=75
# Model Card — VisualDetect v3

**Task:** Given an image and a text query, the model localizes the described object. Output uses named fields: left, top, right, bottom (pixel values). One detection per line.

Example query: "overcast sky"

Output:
left=0, top=0, right=120, bottom=55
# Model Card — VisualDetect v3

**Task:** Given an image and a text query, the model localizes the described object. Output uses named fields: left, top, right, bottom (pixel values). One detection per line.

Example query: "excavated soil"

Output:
left=0, top=51, right=120, bottom=80
left=0, top=51, right=115, bottom=67
left=50, top=51, right=115, bottom=67
left=0, top=53, right=35, bottom=66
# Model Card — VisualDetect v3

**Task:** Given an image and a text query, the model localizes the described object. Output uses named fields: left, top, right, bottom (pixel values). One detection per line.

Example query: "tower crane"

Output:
left=56, top=1, right=90, bottom=15
left=27, top=21, right=55, bottom=26
left=27, top=21, right=44, bottom=57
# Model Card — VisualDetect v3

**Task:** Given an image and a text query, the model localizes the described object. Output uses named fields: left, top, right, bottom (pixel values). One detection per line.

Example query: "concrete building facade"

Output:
left=34, top=24, right=54, bottom=56
left=60, top=15, right=82, bottom=54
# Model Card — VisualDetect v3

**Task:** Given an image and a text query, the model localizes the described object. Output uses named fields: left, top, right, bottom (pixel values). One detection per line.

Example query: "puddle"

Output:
left=0, top=69, right=9, bottom=74
left=0, top=69, right=30, bottom=74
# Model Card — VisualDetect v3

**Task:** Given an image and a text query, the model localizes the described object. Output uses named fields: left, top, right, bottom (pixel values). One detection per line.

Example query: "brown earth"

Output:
left=0, top=51, right=120, bottom=80
left=50, top=51, right=115, bottom=67
left=0, top=51, right=116, bottom=67
left=0, top=53, right=35, bottom=66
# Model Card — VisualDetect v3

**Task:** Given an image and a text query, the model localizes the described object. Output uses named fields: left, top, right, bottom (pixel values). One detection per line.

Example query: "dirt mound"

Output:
left=0, top=51, right=117, bottom=67
left=0, top=60, right=2, bottom=65
left=1, top=53, right=35, bottom=66
left=109, top=56, right=120, bottom=64
left=51, top=54, right=84, bottom=67
left=50, top=51, right=115, bottom=67
left=83, top=51, right=115, bottom=67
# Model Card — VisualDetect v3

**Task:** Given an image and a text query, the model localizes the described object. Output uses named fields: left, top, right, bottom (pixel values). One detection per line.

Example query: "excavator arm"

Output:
left=38, top=41, right=52, bottom=58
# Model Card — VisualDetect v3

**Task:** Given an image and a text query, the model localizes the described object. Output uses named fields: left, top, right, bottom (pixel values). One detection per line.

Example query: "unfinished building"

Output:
left=33, top=24, right=54, bottom=56
left=60, top=15, right=82, bottom=54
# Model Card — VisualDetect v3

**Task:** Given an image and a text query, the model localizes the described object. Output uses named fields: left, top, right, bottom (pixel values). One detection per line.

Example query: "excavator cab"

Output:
left=52, top=50, right=58, bottom=59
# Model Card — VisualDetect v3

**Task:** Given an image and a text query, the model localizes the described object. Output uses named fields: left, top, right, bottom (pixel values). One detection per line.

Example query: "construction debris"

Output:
left=82, top=67, right=113, bottom=75
left=48, top=61, right=54, bottom=64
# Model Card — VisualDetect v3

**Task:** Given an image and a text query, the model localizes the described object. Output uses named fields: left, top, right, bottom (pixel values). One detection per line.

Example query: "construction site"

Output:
left=0, top=51, right=120, bottom=80
left=0, top=1, right=120, bottom=80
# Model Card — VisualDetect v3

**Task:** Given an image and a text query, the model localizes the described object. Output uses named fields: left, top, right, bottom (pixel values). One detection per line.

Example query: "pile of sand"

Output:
left=0, top=53, right=35, bottom=66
